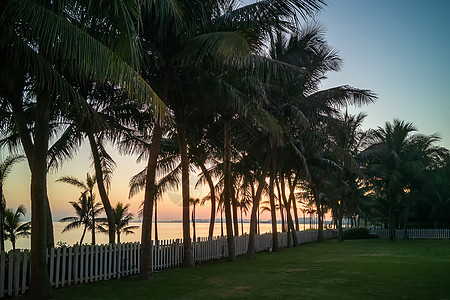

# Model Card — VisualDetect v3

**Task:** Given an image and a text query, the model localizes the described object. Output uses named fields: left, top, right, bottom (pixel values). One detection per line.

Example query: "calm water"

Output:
left=9, top=221, right=317, bottom=251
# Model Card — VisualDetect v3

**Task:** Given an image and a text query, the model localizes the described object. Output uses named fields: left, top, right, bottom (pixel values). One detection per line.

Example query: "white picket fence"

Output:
left=372, top=228, right=450, bottom=239
left=0, top=230, right=334, bottom=298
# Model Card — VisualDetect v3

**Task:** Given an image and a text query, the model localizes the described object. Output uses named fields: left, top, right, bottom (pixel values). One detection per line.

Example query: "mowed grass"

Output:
left=42, top=239, right=450, bottom=299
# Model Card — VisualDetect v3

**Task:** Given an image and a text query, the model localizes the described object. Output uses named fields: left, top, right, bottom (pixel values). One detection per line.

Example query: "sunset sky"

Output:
left=1, top=0, right=449, bottom=221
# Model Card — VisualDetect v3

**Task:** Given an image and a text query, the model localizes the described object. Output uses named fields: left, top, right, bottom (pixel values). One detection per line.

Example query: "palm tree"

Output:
left=190, top=198, right=201, bottom=242
left=111, top=202, right=139, bottom=244
left=60, top=194, right=104, bottom=245
left=4, top=205, right=31, bottom=251
left=57, top=173, right=98, bottom=244
left=364, top=119, right=445, bottom=241
left=0, top=155, right=24, bottom=251
left=1, top=1, right=165, bottom=296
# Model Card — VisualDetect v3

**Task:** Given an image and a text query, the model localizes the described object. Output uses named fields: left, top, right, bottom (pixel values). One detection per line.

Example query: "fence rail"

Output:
left=371, top=228, right=450, bottom=239
left=0, top=230, right=334, bottom=298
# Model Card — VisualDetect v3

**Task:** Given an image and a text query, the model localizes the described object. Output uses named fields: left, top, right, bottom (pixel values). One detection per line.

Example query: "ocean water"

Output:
left=8, top=221, right=317, bottom=251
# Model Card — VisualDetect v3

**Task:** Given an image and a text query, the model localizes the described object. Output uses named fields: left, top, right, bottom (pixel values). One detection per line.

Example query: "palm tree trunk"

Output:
left=0, top=207, right=4, bottom=252
left=28, top=94, right=52, bottom=298
left=91, top=191, right=95, bottom=245
left=268, top=149, right=278, bottom=251
left=247, top=152, right=271, bottom=259
left=240, top=208, right=244, bottom=235
left=280, top=173, right=298, bottom=247
left=87, top=132, right=115, bottom=244
left=291, top=189, right=300, bottom=231
left=46, top=196, right=54, bottom=249
left=117, top=232, right=121, bottom=244
left=139, top=120, right=163, bottom=280
left=176, top=119, right=194, bottom=267
left=220, top=204, right=223, bottom=237
left=403, top=202, right=409, bottom=240
left=198, top=162, right=215, bottom=238
left=223, top=119, right=236, bottom=262
left=389, top=191, right=397, bottom=241
left=192, top=205, right=196, bottom=242
left=338, top=200, right=344, bottom=242
left=231, top=187, right=239, bottom=237
left=275, top=179, right=285, bottom=232
left=80, top=225, right=87, bottom=245
left=154, top=197, right=158, bottom=243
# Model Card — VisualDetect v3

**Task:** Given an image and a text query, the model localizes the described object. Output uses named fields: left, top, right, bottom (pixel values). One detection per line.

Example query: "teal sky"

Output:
left=2, top=0, right=450, bottom=221
left=313, top=0, right=450, bottom=149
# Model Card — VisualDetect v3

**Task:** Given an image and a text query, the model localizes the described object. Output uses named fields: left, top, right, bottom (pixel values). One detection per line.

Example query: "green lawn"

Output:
left=43, top=239, right=450, bottom=299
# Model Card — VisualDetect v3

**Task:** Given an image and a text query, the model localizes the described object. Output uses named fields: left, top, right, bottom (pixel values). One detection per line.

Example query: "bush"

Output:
left=343, top=227, right=379, bottom=239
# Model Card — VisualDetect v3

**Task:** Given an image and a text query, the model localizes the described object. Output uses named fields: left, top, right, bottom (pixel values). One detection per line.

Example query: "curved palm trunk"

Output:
left=268, top=151, right=278, bottom=251
left=281, top=173, right=298, bottom=247
left=80, top=224, right=88, bottom=245
left=46, top=196, right=54, bottom=249
left=247, top=152, right=271, bottom=259
left=117, top=232, right=121, bottom=244
left=223, top=120, right=236, bottom=262
left=140, top=121, right=163, bottom=280
left=291, top=189, right=300, bottom=231
left=275, top=179, right=285, bottom=232
left=176, top=120, right=194, bottom=267
left=192, top=205, right=196, bottom=242
left=198, top=162, right=215, bottom=238
left=87, top=133, right=115, bottom=244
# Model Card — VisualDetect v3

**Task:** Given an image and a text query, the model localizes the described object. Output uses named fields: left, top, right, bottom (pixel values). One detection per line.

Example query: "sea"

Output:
left=8, top=221, right=317, bottom=252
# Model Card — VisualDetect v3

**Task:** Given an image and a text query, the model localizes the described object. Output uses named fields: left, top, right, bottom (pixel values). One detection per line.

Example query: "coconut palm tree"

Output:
left=60, top=194, right=104, bottom=245
left=57, top=173, right=99, bottom=244
left=0, top=0, right=165, bottom=296
left=109, top=202, right=139, bottom=244
left=363, top=119, right=446, bottom=240
left=0, top=155, right=24, bottom=251
left=4, top=205, right=31, bottom=251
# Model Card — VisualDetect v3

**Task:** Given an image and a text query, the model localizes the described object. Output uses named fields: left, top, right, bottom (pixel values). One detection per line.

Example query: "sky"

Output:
left=2, top=0, right=450, bottom=222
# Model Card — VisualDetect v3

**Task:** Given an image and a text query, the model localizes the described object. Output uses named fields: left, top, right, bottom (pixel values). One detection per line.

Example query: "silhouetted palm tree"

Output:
left=60, top=194, right=104, bottom=245
left=4, top=205, right=31, bottom=251
left=111, top=202, right=139, bottom=244
left=0, top=155, right=24, bottom=251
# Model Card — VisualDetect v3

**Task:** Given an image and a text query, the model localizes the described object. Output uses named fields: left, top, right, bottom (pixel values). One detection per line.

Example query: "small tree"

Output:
left=111, top=202, right=138, bottom=244
left=4, top=205, right=31, bottom=251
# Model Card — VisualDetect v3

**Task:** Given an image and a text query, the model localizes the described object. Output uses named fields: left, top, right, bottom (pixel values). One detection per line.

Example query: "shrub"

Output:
left=343, top=227, right=379, bottom=239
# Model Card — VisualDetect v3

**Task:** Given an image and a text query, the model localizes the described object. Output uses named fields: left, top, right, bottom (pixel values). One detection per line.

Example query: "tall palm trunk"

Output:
left=313, top=188, right=324, bottom=242
left=154, top=197, right=158, bottom=243
left=247, top=152, right=271, bottom=259
left=287, top=175, right=298, bottom=230
left=403, top=202, right=410, bottom=240
left=90, top=191, right=95, bottom=245
left=192, top=205, right=197, bottom=242
left=389, top=190, right=397, bottom=241
left=223, top=120, right=236, bottom=261
left=198, top=162, right=215, bottom=237
left=240, top=208, right=244, bottom=235
left=176, top=120, right=194, bottom=267
left=46, top=197, right=54, bottom=249
left=27, top=94, right=52, bottom=298
left=0, top=199, right=4, bottom=252
left=338, top=200, right=344, bottom=242
left=268, top=150, right=278, bottom=251
left=80, top=224, right=88, bottom=245
left=139, top=121, right=163, bottom=280
left=231, top=187, right=239, bottom=237
left=87, top=132, right=115, bottom=244
left=275, top=179, right=285, bottom=232
left=281, top=173, right=298, bottom=247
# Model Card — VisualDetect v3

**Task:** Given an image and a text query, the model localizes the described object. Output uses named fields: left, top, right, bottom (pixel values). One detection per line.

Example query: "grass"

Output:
left=42, top=239, right=450, bottom=299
